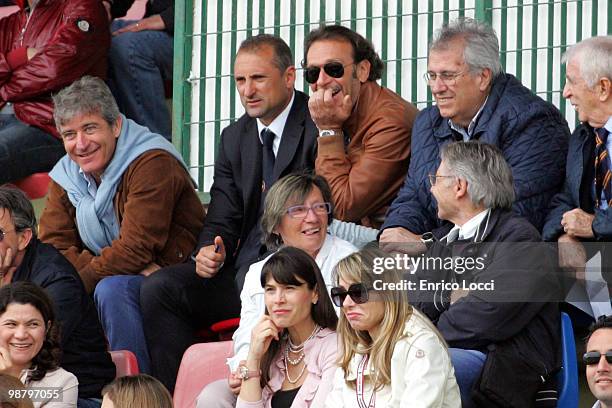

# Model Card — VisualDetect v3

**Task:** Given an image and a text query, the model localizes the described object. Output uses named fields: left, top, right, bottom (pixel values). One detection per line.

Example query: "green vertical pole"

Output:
left=427, top=0, right=433, bottom=106
left=197, top=0, right=208, bottom=187
left=443, top=0, right=449, bottom=24
left=290, top=0, right=296, bottom=62
left=229, top=0, right=237, bottom=124
left=335, top=0, right=341, bottom=25
left=366, top=1, right=372, bottom=41
left=559, top=0, right=567, bottom=115
left=303, top=0, right=311, bottom=95
left=320, top=0, right=325, bottom=24
left=395, top=0, right=402, bottom=95
left=274, top=0, right=280, bottom=36
left=350, top=0, right=356, bottom=31
left=577, top=0, right=583, bottom=42
left=411, top=0, right=418, bottom=106
left=172, top=0, right=192, bottom=158
left=259, top=0, right=265, bottom=33
left=500, top=0, right=507, bottom=70
left=592, top=0, right=598, bottom=36
left=381, top=0, right=388, bottom=87
left=214, top=0, right=223, bottom=156
left=530, top=0, right=538, bottom=93
left=475, top=0, right=492, bottom=23
left=546, top=0, right=553, bottom=102
left=247, top=0, right=253, bottom=37
left=516, top=0, right=523, bottom=80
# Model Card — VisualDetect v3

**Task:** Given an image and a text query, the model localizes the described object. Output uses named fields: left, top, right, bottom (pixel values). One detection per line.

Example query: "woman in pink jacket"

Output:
left=236, top=246, right=338, bottom=408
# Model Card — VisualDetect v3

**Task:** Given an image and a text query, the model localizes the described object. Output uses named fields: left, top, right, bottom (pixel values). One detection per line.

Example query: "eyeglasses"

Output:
left=423, top=70, right=466, bottom=86
left=330, top=283, right=371, bottom=307
left=0, top=229, right=15, bottom=242
left=286, top=202, right=331, bottom=219
left=583, top=350, right=612, bottom=365
left=303, top=62, right=354, bottom=84
left=428, top=174, right=455, bottom=186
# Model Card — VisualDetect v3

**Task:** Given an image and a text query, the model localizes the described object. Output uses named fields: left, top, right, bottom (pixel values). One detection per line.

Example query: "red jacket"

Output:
left=0, top=0, right=110, bottom=138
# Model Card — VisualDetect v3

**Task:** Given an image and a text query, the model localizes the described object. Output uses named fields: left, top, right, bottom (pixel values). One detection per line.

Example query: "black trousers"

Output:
left=140, top=261, right=241, bottom=392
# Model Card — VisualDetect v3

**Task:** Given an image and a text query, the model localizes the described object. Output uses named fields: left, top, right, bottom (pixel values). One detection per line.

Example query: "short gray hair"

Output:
left=261, top=172, right=333, bottom=250
left=0, top=187, right=37, bottom=238
left=430, top=17, right=502, bottom=78
left=562, top=36, right=612, bottom=88
left=53, top=76, right=120, bottom=129
left=440, top=141, right=515, bottom=210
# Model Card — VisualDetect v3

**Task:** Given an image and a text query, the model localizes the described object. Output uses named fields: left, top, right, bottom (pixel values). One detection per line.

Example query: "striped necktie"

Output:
left=594, top=127, right=611, bottom=208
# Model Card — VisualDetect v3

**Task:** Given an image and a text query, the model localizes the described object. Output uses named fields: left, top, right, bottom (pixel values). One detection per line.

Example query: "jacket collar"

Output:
left=432, top=208, right=507, bottom=243
left=343, top=81, right=380, bottom=138
left=433, top=73, right=513, bottom=140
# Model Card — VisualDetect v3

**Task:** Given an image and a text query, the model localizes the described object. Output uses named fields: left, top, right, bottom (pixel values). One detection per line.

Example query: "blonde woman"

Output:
left=101, top=374, right=172, bottom=408
left=325, top=246, right=461, bottom=408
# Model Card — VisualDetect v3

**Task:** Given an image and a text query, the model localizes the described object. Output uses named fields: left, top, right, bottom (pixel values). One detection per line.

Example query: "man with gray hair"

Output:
left=0, top=186, right=115, bottom=403
left=381, top=17, right=569, bottom=252
left=413, top=142, right=560, bottom=407
left=543, top=36, right=612, bottom=293
left=38, top=76, right=205, bottom=375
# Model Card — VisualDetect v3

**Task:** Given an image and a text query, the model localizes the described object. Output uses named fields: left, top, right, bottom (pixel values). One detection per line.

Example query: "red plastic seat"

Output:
left=210, top=317, right=240, bottom=341
left=109, top=350, right=140, bottom=378
left=13, top=173, right=51, bottom=200
left=173, top=341, right=233, bottom=408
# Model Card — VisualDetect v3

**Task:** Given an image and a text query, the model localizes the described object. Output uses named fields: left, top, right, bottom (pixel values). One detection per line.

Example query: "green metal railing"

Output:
left=173, top=0, right=612, bottom=198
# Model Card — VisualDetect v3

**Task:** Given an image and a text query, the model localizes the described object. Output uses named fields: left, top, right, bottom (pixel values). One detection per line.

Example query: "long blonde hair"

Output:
left=101, top=374, right=173, bottom=408
left=333, top=246, right=446, bottom=390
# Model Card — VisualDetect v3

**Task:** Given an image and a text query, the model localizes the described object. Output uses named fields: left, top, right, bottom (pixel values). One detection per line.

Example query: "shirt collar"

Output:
left=256, top=90, right=295, bottom=153
left=445, top=208, right=490, bottom=243
left=448, top=96, right=489, bottom=141
left=603, top=116, right=612, bottom=135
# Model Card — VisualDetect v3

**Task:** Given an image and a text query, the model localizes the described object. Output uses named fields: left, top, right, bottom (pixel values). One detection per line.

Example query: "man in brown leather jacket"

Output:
left=303, top=25, right=418, bottom=229
left=38, top=76, right=204, bottom=376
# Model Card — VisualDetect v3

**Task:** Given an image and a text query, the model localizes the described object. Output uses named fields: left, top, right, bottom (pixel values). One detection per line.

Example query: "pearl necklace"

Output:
left=283, top=325, right=321, bottom=384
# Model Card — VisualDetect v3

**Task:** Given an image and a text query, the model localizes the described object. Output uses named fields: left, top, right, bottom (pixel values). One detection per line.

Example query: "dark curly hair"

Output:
left=0, top=282, right=61, bottom=382
left=303, top=24, right=384, bottom=81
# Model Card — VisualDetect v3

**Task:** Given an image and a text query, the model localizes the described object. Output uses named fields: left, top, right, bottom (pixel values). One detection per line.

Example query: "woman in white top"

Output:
left=325, top=246, right=461, bottom=408
left=0, top=282, right=77, bottom=408
left=196, top=173, right=356, bottom=408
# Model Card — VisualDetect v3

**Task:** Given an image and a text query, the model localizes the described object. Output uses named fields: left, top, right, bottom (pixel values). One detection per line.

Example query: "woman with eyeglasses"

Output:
left=196, top=172, right=356, bottom=408
left=326, top=246, right=461, bottom=408
left=237, top=246, right=338, bottom=407
left=0, top=282, right=78, bottom=408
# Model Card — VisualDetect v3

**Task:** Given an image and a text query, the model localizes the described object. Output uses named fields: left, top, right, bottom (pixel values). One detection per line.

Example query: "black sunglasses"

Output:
left=584, top=350, right=612, bottom=365
left=303, top=62, right=353, bottom=84
left=330, top=283, right=370, bottom=307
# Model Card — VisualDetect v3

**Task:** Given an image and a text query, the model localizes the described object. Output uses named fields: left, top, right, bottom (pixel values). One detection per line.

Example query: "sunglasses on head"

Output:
left=584, top=350, right=612, bottom=365
left=330, top=283, right=370, bottom=307
left=303, top=62, right=354, bottom=84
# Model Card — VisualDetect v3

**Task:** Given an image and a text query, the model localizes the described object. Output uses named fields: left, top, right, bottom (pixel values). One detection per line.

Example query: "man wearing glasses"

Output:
left=413, top=142, right=560, bottom=408
left=381, top=18, right=570, bottom=253
left=303, top=25, right=418, bottom=229
left=586, top=316, right=612, bottom=408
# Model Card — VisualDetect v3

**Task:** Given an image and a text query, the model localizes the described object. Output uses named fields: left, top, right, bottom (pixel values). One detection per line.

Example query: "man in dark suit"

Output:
left=139, top=34, right=318, bottom=392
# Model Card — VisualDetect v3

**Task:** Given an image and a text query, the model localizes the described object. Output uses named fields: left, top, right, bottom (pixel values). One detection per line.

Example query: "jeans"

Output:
left=108, top=20, right=173, bottom=140
left=140, top=261, right=240, bottom=392
left=0, top=114, right=65, bottom=184
left=94, top=275, right=151, bottom=374
left=449, top=348, right=487, bottom=408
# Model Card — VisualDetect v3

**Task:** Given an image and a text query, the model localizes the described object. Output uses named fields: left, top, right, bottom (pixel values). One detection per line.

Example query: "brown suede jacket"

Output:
left=315, top=81, right=418, bottom=228
left=39, top=150, right=204, bottom=293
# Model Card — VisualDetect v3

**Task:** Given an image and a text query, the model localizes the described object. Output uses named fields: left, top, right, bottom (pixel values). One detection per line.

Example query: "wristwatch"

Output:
left=318, top=129, right=340, bottom=137
left=238, top=364, right=261, bottom=381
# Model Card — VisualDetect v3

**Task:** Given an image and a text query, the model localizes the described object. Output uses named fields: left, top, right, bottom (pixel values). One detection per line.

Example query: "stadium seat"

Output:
left=211, top=317, right=240, bottom=341
left=557, top=312, right=579, bottom=408
left=110, top=350, right=140, bottom=378
left=13, top=172, right=51, bottom=200
left=173, top=341, right=233, bottom=408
